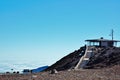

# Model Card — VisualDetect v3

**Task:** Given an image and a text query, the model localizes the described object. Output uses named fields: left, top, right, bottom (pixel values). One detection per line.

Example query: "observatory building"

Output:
left=85, top=37, right=120, bottom=47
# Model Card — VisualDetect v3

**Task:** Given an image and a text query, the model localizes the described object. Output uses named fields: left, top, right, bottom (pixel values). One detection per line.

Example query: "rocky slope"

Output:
left=46, top=46, right=120, bottom=71
left=45, top=46, right=86, bottom=71
left=86, top=47, right=120, bottom=68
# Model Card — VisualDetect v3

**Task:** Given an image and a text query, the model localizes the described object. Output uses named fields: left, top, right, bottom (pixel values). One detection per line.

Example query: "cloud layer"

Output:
left=0, top=61, right=45, bottom=73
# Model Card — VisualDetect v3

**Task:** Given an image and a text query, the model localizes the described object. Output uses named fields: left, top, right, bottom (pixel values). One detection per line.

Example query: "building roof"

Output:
left=85, top=38, right=120, bottom=42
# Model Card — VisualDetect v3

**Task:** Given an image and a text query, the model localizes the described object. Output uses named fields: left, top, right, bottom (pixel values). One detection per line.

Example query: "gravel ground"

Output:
left=0, top=65, right=120, bottom=80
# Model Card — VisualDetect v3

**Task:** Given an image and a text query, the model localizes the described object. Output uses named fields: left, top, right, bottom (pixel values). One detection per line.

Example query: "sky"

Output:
left=0, top=0, right=120, bottom=72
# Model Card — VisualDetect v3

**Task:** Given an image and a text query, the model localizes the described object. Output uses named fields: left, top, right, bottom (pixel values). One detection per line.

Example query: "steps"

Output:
left=75, top=46, right=94, bottom=69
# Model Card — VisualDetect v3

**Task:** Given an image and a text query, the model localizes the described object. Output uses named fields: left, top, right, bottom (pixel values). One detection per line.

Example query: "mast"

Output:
left=111, top=29, right=114, bottom=40
left=109, top=29, right=114, bottom=40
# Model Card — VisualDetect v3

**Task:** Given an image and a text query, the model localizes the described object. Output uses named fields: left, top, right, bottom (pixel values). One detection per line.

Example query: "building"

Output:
left=85, top=37, right=120, bottom=47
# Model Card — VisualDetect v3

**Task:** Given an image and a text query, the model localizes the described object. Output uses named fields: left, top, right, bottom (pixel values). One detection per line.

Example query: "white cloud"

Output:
left=0, top=60, right=47, bottom=73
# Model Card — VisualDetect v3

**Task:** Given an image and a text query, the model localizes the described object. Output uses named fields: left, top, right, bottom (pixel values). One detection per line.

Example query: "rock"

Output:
left=50, top=69, right=58, bottom=74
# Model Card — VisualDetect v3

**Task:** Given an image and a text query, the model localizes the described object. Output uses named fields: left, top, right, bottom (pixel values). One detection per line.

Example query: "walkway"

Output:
left=75, top=46, right=94, bottom=69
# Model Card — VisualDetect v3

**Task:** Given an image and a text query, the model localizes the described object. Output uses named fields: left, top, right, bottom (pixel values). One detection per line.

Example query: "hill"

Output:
left=46, top=46, right=120, bottom=71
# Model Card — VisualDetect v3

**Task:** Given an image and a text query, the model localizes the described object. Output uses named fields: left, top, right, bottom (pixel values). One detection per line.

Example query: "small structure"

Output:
left=23, top=69, right=31, bottom=74
left=85, top=37, right=120, bottom=47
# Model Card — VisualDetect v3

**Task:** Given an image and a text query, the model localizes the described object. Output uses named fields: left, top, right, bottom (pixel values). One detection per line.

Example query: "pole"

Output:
left=111, top=29, right=114, bottom=40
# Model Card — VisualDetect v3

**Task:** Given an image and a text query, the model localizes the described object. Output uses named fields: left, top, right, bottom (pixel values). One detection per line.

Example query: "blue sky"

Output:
left=0, top=0, right=120, bottom=72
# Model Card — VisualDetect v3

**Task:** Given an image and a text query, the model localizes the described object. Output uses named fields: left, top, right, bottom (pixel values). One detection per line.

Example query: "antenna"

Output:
left=109, top=29, right=114, bottom=40
left=111, top=29, right=114, bottom=40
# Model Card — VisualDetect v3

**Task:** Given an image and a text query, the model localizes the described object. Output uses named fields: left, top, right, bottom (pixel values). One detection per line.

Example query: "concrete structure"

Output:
left=85, top=37, right=120, bottom=47
left=75, top=46, right=95, bottom=69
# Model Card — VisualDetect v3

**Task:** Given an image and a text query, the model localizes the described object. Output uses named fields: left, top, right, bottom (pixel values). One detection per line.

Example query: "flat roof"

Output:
left=85, top=39, right=120, bottom=42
